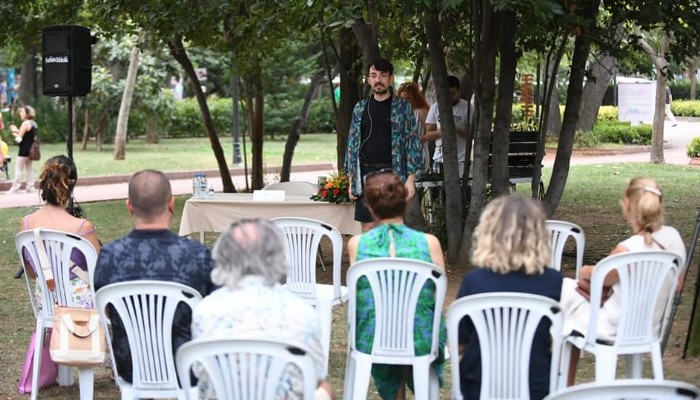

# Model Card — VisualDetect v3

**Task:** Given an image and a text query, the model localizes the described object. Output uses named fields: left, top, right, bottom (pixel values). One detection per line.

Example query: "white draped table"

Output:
left=178, top=193, right=361, bottom=239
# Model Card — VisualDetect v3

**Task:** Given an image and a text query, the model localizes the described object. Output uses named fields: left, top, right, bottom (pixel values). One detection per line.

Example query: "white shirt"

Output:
left=426, top=98, right=471, bottom=162
left=192, top=276, right=324, bottom=399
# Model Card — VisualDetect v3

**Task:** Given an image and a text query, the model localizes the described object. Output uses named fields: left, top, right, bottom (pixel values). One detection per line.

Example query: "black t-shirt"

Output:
left=18, top=121, right=36, bottom=157
left=360, top=96, right=392, bottom=164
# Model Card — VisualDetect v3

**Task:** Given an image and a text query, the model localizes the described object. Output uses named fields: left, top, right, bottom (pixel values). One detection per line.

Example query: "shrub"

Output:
left=592, top=120, right=652, bottom=145
left=687, top=136, right=700, bottom=158
left=597, top=106, right=618, bottom=121
left=671, top=100, right=700, bottom=117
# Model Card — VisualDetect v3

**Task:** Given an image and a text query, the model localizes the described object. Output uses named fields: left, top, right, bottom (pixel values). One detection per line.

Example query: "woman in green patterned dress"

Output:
left=347, top=170, right=445, bottom=400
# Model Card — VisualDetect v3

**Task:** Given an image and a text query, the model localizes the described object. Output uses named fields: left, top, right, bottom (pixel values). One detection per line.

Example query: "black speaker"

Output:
left=42, top=25, right=93, bottom=96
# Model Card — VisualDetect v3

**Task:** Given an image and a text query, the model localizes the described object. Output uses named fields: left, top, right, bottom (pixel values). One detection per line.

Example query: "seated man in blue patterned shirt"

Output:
left=94, top=169, right=215, bottom=383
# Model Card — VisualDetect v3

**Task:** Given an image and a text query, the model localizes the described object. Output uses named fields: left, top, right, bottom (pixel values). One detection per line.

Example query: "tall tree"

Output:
left=636, top=29, right=671, bottom=164
left=113, top=31, right=144, bottom=160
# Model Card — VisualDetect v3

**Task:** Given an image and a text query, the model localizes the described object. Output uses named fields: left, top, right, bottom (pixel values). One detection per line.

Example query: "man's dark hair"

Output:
left=369, top=58, right=394, bottom=75
left=448, top=75, right=460, bottom=89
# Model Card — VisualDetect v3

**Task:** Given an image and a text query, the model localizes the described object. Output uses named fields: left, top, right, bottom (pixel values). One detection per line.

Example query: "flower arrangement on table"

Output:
left=310, top=171, right=353, bottom=204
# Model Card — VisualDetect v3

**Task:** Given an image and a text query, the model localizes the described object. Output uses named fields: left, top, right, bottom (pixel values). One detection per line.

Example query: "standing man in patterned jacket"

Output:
left=94, top=169, right=215, bottom=384
left=344, top=57, right=423, bottom=232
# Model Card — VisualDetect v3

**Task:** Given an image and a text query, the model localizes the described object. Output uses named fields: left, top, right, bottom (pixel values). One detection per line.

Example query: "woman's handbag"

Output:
left=18, top=329, right=59, bottom=394
left=50, top=306, right=106, bottom=366
left=29, top=137, right=41, bottom=161
left=31, top=228, right=106, bottom=367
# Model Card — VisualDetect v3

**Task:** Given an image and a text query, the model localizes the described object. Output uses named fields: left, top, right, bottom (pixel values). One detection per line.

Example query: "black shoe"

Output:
left=14, top=267, right=24, bottom=279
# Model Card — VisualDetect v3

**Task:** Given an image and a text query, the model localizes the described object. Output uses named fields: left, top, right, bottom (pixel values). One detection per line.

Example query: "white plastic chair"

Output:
left=544, top=379, right=700, bottom=399
left=343, top=257, right=446, bottom=400
left=15, top=228, right=98, bottom=400
left=94, top=280, right=203, bottom=399
left=263, top=181, right=318, bottom=196
left=176, top=337, right=317, bottom=400
left=270, top=217, right=348, bottom=375
left=546, top=220, right=585, bottom=276
left=446, top=292, right=563, bottom=400
left=559, top=251, right=681, bottom=387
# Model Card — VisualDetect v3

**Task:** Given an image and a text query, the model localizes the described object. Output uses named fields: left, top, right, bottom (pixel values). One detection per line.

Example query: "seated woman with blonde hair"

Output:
left=18, top=155, right=100, bottom=308
left=455, top=195, right=563, bottom=400
left=560, top=176, right=686, bottom=385
left=347, top=169, right=445, bottom=400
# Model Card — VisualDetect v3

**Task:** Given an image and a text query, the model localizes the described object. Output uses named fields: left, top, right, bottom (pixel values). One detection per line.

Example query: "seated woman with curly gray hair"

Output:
left=191, top=218, right=333, bottom=400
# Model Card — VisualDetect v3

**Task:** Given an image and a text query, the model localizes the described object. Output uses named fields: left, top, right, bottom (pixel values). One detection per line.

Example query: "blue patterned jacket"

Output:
left=343, top=95, right=422, bottom=196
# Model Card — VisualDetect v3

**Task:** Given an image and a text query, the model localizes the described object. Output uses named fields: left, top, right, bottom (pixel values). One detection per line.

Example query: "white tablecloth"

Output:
left=178, top=193, right=361, bottom=237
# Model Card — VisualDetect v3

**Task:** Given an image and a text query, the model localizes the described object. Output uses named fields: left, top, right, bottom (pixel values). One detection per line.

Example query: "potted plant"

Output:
left=687, top=136, right=700, bottom=165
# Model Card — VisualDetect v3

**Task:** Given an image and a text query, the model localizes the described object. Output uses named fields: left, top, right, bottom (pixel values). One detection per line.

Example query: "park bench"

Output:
left=490, top=130, right=545, bottom=198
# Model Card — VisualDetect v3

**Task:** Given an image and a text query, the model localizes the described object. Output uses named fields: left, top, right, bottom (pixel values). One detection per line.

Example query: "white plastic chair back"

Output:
left=263, top=181, right=318, bottom=196
left=271, top=217, right=343, bottom=302
left=544, top=379, right=700, bottom=400
left=271, top=217, right=347, bottom=376
left=559, top=251, right=681, bottom=385
left=446, top=292, right=563, bottom=400
left=95, top=280, right=203, bottom=399
left=343, top=257, right=446, bottom=399
left=176, top=337, right=317, bottom=400
left=546, top=220, right=585, bottom=276
left=15, top=228, right=99, bottom=400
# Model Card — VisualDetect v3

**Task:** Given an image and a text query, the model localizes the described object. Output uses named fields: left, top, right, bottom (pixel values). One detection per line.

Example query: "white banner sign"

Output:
left=618, top=81, right=655, bottom=124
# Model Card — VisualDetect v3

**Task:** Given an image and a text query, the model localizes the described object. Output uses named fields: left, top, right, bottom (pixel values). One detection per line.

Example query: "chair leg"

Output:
left=594, top=350, right=617, bottom=382
left=411, top=361, right=431, bottom=399
left=30, top=325, right=44, bottom=400
left=428, top=363, right=440, bottom=398
left=650, top=345, right=665, bottom=380
left=57, top=365, right=74, bottom=386
left=316, top=302, right=333, bottom=377
left=624, top=354, right=643, bottom=379
left=78, top=367, right=94, bottom=400
left=344, top=353, right=371, bottom=400
left=558, top=341, right=573, bottom=389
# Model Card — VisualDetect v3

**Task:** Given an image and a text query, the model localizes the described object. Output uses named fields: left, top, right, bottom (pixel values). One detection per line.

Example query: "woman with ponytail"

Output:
left=560, top=176, right=686, bottom=385
left=18, top=155, right=100, bottom=308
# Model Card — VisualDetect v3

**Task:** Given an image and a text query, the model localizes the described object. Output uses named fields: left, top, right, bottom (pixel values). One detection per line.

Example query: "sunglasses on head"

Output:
left=362, top=168, right=393, bottom=186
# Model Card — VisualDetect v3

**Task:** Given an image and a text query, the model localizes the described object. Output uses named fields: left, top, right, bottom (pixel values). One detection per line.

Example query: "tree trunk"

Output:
left=637, top=31, right=670, bottom=164
left=651, top=70, right=667, bottom=163
left=243, top=71, right=265, bottom=190
left=19, top=48, right=38, bottom=104
left=427, top=11, right=464, bottom=265
left=351, top=21, right=381, bottom=70
left=81, top=107, right=90, bottom=151
left=491, top=10, right=518, bottom=198
left=114, top=31, right=144, bottom=160
left=168, top=35, right=236, bottom=192
left=543, top=1, right=600, bottom=216
left=280, top=70, right=324, bottom=182
left=146, top=118, right=159, bottom=144
left=459, top=1, right=499, bottom=268
left=336, top=28, right=361, bottom=170
left=577, top=54, right=617, bottom=132
left=546, top=85, right=562, bottom=136
left=689, top=59, right=698, bottom=100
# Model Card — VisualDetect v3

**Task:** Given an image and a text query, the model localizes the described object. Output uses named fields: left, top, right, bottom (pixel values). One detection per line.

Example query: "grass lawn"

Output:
left=1, top=162, right=699, bottom=398
left=5, top=134, right=340, bottom=178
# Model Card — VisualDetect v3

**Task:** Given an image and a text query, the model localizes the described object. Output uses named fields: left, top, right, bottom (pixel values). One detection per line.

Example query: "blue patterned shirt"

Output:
left=93, top=229, right=215, bottom=383
left=343, top=95, right=422, bottom=195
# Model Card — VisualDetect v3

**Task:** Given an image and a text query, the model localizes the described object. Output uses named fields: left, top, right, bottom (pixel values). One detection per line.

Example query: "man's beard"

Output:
left=373, top=85, right=389, bottom=95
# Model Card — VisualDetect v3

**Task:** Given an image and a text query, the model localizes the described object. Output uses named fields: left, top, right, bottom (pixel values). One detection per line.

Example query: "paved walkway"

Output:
left=1, top=120, right=697, bottom=210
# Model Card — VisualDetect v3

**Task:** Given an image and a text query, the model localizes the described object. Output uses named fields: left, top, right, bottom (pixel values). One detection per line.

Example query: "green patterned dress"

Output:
left=354, top=223, right=446, bottom=400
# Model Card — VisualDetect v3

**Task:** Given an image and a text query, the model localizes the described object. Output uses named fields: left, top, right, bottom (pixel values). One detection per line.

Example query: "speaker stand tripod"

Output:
left=682, top=209, right=700, bottom=358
